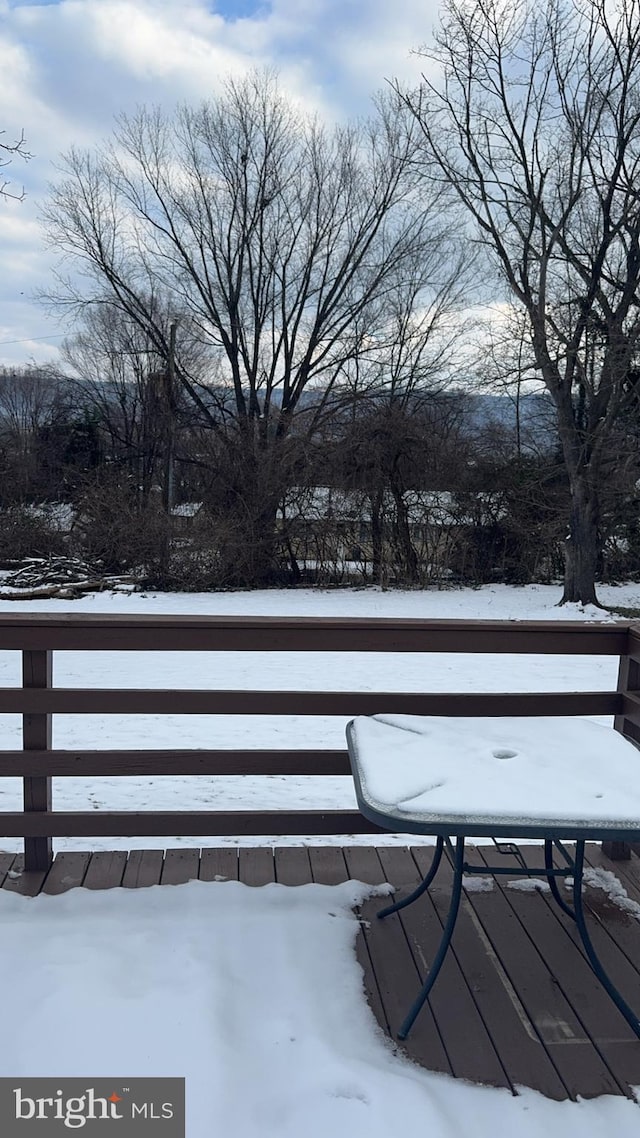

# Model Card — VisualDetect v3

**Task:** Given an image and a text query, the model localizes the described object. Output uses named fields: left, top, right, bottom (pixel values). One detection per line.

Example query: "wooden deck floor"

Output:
left=2, top=843, right=640, bottom=1101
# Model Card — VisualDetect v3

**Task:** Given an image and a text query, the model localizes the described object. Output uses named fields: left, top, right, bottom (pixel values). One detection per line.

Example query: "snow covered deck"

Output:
left=3, top=842, right=640, bottom=1102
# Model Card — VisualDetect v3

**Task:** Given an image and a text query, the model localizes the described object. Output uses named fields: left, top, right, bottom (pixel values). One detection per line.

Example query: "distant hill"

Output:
left=463, top=393, right=557, bottom=451
left=62, top=374, right=558, bottom=451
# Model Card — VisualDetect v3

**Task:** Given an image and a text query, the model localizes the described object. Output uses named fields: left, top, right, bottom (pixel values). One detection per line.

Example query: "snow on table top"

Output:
left=349, top=715, right=640, bottom=833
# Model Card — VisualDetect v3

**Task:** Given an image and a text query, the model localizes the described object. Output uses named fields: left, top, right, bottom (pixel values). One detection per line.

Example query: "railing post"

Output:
left=603, top=630, right=640, bottom=860
left=22, top=649, right=53, bottom=871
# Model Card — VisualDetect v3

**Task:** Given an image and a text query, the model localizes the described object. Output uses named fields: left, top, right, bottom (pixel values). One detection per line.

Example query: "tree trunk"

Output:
left=208, top=427, right=286, bottom=588
left=390, top=482, right=419, bottom=585
left=561, top=477, right=601, bottom=606
left=220, top=497, right=280, bottom=587
left=367, top=490, right=385, bottom=587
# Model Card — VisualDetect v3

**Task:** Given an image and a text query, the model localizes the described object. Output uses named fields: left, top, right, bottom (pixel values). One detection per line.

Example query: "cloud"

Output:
left=271, top=0, right=437, bottom=105
left=0, top=0, right=441, bottom=365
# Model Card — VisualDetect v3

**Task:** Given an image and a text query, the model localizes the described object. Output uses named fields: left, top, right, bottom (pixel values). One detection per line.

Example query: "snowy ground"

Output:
left=2, top=583, right=640, bottom=1136
left=0, top=581, right=639, bottom=852
left=4, top=878, right=637, bottom=1138
left=3, top=877, right=640, bottom=1137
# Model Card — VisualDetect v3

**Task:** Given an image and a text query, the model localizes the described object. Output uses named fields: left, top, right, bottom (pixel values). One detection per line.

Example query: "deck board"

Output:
left=463, top=845, right=623, bottom=1099
left=199, top=848, right=239, bottom=882
left=377, top=846, right=511, bottom=1089
left=4, top=842, right=640, bottom=1100
left=523, top=844, right=640, bottom=1018
left=309, top=845, right=391, bottom=1040
left=342, top=844, right=453, bottom=1076
left=476, top=845, right=640, bottom=1098
left=412, top=846, right=568, bottom=1100
left=274, top=847, right=313, bottom=885
left=122, top=849, right=164, bottom=889
left=82, top=850, right=127, bottom=890
left=161, top=848, right=200, bottom=886
left=587, top=846, right=640, bottom=908
left=307, top=847, right=349, bottom=886
left=239, top=847, right=275, bottom=886
left=41, top=851, right=91, bottom=894
left=1, top=854, right=49, bottom=896
left=0, top=852, right=16, bottom=888
left=584, top=848, right=640, bottom=985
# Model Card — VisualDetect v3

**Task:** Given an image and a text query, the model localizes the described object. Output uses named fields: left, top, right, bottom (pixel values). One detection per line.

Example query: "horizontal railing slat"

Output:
left=0, top=689, right=623, bottom=716
left=0, top=749, right=351, bottom=776
left=0, top=810, right=384, bottom=837
left=0, top=615, right=630, bottom=653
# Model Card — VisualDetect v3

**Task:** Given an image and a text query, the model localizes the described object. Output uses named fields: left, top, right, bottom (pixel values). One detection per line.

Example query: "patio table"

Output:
left=346, top=713, right=640, bottom=1041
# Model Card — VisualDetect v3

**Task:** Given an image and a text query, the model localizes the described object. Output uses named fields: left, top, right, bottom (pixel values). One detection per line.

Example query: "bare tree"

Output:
left=1, top=129, right=31, bottom=200
left=40, top=72, right=460, bottom=585
left=398, top=0, right=640, bottom=604
left=63, top=307, right=164, bottom=501
left=0, top=365, right=72, bottom=500
left=325, top=256, right=470, bottom=583
left=63, top=302, right=208, bottom=508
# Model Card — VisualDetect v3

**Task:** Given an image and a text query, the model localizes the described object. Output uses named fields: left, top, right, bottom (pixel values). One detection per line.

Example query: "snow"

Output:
left=171, top=501, right=202, bottom=518
left=507, top=868, right=640, bottom=917
left=1, top=879, right=640, bottom=1137
left=462, top=874, right=494, bottom=892
left=277, top=486, right=505, bottom=526
left=507, top=878, right=551, bottom=893
left=567, top=868, right=640, bottom=922
left=349, top=715, right=640, bottom=833
left=2, top=583, right=640, bottom=1132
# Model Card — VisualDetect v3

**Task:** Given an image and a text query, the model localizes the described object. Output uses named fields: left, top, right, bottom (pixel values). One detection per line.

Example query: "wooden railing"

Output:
left=1, top=614, right=639, bottom=870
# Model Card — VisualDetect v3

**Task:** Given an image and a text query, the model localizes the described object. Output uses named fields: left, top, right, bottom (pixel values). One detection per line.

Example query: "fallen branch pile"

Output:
left=0, top=557, right=138, bottom=600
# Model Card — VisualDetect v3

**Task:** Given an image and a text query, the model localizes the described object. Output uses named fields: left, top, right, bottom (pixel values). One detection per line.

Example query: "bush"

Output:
left=72, top=473, right=169, bottom=579
left=0, top=506, right=68, bottom=567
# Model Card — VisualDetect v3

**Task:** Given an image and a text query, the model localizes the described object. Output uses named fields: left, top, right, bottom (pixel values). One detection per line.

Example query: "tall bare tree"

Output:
left=398, top=0, right=640, bottom=604
left=41, top=72, right=459, bottom=584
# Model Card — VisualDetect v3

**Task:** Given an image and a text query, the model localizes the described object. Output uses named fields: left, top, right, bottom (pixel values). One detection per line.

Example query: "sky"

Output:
left=0, top=0, right=439, bottom=368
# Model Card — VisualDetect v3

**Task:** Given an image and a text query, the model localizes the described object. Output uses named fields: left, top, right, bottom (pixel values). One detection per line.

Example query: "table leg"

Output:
left=397, top=836, right=465, bottom=1041
left=572, top=840, right=640, bottom=1038
left=376, top=836, right=445, bottom=920
left=545, top=839, right=576, bottom=920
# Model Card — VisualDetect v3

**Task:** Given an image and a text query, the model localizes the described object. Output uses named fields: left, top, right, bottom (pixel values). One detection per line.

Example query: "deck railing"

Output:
left=1, top=614, right=639, bottom=870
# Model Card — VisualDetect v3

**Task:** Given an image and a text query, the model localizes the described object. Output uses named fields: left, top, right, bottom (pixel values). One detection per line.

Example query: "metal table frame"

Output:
left=346, top=719, right=640, bottom=1042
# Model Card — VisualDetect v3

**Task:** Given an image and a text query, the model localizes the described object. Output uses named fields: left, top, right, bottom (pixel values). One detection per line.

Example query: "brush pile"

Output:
left=0, top=556, right=137, bottom=599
